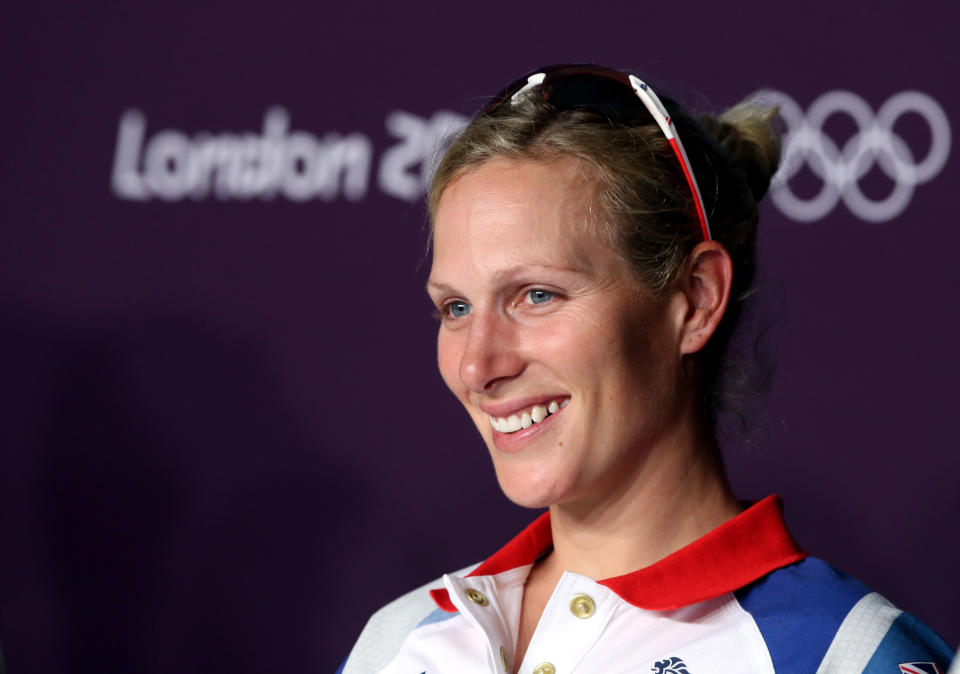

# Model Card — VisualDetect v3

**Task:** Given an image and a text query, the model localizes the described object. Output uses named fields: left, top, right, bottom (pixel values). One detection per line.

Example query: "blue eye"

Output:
left=528, top=289, right=554, bottom=304
left=446, top=301, right=471, bottom=318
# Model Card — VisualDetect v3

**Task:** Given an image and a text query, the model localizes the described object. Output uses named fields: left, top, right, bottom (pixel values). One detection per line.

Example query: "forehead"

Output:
left=430, top=157, right=608, bottom=277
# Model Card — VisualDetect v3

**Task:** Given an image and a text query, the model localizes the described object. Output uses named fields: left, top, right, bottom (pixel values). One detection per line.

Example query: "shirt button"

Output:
left=533, top=663, right=556, bottom=674
left=465, top=588, right=488, bottom=606
left=569, top=593, right=595, bottom=619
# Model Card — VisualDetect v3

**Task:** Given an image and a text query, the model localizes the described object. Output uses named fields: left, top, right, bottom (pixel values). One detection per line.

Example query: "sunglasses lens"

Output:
left=542, top=73, right=643, bottom=123
left=479, top=63, right=712, bottom=239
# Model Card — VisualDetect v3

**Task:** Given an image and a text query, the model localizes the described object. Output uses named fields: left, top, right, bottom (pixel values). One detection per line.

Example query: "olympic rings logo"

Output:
left=759, top=89, right=951, bottom=223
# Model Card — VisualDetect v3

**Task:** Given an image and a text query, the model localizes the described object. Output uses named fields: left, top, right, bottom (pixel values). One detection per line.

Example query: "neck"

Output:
left=542, top=423, right=740, bottom=582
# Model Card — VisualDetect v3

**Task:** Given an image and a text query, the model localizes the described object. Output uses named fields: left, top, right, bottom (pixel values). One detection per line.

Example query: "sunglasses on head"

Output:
left=483, top=64, right=712, bottom=241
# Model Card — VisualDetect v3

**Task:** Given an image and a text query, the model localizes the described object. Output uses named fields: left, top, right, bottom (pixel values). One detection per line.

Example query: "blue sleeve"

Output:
left=735, top=557, right=871, bottom=672
left=862, top=612, right=954, bottom=674
left=735, top=557, right=955, bottom=674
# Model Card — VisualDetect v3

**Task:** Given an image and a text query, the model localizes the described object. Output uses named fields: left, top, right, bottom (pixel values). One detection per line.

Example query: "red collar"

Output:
left=431, top=495, right=806, bottom=612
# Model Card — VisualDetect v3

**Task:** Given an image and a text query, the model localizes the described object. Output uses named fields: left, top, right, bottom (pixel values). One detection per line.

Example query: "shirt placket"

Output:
left=444, top=572, right=525, bottom=674
left=519, top=573, right=617, bottom=674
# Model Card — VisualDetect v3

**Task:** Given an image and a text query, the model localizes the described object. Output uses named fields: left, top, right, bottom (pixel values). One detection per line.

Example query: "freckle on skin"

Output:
left=558, top=441, right=564, bottom=446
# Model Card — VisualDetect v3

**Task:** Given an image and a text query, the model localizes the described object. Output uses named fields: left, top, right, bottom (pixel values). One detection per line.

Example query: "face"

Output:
left=427, top=157, right=690, bottom=510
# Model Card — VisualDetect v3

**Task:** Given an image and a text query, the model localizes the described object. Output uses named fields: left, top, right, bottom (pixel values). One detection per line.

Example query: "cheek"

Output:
left=530, top=312, right=621, bottom=376
left=614, top=311, right=682, bottom=411
left=538, top=302, right=671, bottom=396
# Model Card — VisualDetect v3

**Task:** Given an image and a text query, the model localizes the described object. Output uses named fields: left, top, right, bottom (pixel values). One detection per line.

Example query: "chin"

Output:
left=500, top=488, right=554, bottom=510
left=492, top=462, right=568, bottom=510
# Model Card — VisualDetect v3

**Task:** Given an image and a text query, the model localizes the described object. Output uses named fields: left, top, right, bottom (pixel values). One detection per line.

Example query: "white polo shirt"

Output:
left=340, top=496, right=953, bottom=674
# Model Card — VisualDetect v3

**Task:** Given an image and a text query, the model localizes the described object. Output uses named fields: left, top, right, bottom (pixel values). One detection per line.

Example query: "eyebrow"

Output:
left=426, top=263, right=589, bottom=294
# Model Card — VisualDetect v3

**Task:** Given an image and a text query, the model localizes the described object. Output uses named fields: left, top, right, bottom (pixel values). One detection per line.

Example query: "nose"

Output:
left=458, top=310, right=525, bottom=393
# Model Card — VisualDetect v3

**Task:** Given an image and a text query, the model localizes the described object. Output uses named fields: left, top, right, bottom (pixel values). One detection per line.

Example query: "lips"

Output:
left=487, top=398, right=569, bottom=434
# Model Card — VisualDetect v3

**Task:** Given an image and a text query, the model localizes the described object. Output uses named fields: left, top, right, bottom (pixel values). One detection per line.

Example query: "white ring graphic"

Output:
left=760, top=89, right=951, bottom=223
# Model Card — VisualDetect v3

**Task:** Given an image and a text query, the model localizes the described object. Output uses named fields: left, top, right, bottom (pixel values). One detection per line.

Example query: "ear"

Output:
left=673, top=241, right=734, bottom=355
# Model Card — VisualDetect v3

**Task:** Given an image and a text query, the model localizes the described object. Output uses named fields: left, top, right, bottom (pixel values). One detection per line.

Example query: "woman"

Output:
left=340, top=64, right=953, bottom=674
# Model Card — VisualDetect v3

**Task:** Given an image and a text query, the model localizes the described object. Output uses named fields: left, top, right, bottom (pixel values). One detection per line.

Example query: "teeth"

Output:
left=490, top=399, right=569, bottom=434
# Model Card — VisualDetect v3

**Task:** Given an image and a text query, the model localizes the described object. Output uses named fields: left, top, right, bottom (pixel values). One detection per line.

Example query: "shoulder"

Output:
left=734, top=557, right=953, bottom=674
left=339, top=564, right=478, bottom=674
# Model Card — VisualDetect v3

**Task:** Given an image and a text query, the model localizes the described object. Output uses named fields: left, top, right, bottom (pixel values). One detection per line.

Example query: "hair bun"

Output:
left=699, top=101, right=782, bottom=202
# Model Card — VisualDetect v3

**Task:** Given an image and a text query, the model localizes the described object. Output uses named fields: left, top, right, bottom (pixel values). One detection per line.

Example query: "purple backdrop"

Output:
left=1, top=1, right=957, bottom=671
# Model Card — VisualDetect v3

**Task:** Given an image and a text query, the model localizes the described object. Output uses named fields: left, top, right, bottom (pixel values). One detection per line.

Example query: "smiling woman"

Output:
left=339, top=65, right=954, bottom=674
left=429, top=158, right=702, bottom=516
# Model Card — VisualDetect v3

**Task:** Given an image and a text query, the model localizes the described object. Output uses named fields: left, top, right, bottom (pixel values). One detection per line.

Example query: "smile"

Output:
left=489, top=398, right=569, bottom=434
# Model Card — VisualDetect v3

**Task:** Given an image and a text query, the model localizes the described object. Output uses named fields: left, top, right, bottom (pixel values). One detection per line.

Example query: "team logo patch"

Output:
left=898, top=663, right=944, bottom=674
left=652, top=656, right=690, bottom=674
